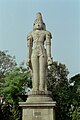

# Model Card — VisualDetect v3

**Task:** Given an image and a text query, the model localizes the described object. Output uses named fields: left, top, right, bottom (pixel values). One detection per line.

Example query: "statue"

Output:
left=27, top=12, right=52, bottom=91
left=19, top=13, right=56, bottom=120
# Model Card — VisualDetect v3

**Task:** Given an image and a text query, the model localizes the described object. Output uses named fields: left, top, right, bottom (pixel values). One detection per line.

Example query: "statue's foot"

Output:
left=39, top=87, right=45, bottom=92
left=32, top=88, right=39, bottom=91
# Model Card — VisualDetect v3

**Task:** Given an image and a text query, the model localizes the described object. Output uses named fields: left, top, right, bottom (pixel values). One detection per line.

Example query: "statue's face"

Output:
left=33, top=12, right=46, bottom=30
left=33, top=21, right=44, bottom=30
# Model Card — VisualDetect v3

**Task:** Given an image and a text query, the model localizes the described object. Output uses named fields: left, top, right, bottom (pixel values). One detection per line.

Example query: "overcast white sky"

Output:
left=0, top=0, right=80, bottom=78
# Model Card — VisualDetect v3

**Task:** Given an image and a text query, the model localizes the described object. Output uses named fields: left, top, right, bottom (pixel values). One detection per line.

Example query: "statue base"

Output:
left=27, top=90, right=53, bottom=102
left=19, top=90, right=56, bottom=120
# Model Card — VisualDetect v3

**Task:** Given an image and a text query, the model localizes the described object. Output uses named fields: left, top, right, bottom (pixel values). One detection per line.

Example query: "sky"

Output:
left=0, top=0, right=80, bottom=78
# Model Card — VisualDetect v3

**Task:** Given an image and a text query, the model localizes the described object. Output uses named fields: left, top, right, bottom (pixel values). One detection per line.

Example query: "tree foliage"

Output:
left=0, top=50, right=16, bottom=76
left=0, top=50, right=80, bottom=120
left=3, top=66, right=31, bottom=103
left=47, top=61, right=71, bottom=120
left=69, top=74, right=80, bottom=120
left=0, top=51, right=31, bottom=120
left=47, top=62, right=80, bottom=120
left=0, top=51, right=16, bottom=95
left=1, top=65, right=31, bottom=120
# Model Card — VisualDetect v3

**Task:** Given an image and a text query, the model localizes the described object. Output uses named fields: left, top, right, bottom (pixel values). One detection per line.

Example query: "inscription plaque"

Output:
left=34, top=112, right=41, bottom=116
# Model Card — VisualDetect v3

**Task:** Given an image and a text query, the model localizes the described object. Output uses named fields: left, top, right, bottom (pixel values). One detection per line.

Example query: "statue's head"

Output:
left=33, top=12, right=46, bottom=30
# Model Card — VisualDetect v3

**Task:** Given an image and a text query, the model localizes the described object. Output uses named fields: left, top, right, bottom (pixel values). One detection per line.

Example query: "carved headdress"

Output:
left=33, top=12, right=46, bottom=30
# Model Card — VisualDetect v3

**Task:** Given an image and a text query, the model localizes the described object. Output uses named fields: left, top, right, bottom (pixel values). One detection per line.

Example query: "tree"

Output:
left=69, top=74, right=80, bottom=120
left=2, top=65, right=31, bottom=120
left=0, top=50, right=16, bottom=76
left=0, top=50, right=16, bottom=95
left=47, top=61, right=71, bottom=120
left=0, top=51, right=31, bottom=120
left=1, top=50, right=79, bottom=120
left=3, top=66, right=31, bottom=103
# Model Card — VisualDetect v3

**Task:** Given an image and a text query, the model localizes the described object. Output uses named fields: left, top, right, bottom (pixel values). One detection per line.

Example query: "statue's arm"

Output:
left=46, top=31, right=52, bottom=65
left=27, top=32, right=33, bottom=67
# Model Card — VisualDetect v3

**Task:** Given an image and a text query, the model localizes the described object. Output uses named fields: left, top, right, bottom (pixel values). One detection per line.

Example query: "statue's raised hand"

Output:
left=47, top=57, right=53, bottom=66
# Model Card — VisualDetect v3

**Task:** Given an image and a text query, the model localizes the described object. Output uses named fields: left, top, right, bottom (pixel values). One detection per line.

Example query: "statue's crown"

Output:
left=36, top=12, right=42, bottom=21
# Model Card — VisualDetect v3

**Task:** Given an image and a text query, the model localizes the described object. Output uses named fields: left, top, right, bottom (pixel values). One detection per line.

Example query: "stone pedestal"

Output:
left=19, top=91, right=56, bottom=120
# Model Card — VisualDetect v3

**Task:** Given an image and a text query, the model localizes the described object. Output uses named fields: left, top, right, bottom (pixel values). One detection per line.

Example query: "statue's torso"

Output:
left=31, top=30, right=46, bottom=57
left=32, top=30, right=45, bottom=43
left=28, top=30, right=51, bottom=57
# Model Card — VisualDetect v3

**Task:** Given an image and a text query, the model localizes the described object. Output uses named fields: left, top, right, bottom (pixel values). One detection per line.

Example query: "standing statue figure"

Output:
left=27, top=12, right=52, bottom=91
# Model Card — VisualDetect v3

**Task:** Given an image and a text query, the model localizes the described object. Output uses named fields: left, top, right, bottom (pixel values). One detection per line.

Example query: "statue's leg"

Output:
left=31, top=56, right=39, bottom=91
left=39, top=55, right=47, bottom=91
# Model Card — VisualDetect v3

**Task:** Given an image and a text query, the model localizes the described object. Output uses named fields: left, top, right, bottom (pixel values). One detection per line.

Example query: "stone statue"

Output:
left=27, top=12, right=52, bottom=91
